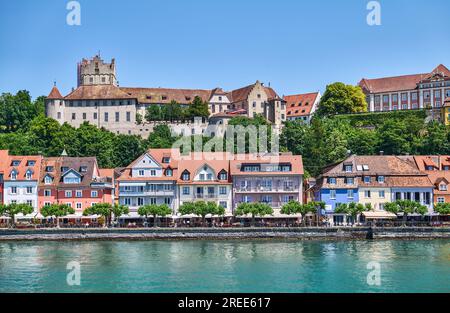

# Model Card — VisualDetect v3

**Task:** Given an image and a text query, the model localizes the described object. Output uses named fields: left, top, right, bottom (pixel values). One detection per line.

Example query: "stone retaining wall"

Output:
left=1, top=227, right=449, bottom=241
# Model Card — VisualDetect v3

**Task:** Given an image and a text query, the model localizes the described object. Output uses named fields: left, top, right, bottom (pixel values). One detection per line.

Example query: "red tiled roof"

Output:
left=5, top=155, right=43, bottom=181
left=284, top=92, right=319, bottom=117
left=64, top=85, right=135, bottom=100
left=358, top=64, right=449, bottom=94
left=227, top=82, right=280, bottom=103
left=120, top=87, right=212, bottom=104
left=230, top=153, right=304, bottom=176
left=47, top=86, right=63, bottom=99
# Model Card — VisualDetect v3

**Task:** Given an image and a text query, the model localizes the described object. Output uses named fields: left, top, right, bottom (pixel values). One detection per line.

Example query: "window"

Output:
left=90, top=190, right=98, bottom=198
left=344, top=165, right=353, bottom=172
left=25, top=170, right=32, bottom=180
left=26, top=200, right=33, bottom=207
left=137, top=198, right=144, bottom=206
left=164, top=197, right=172, bottom=205
left=150, top=170, right=156, bottom=176
left=207, top=173, right=213, bottom=180
left=11, top=171, right=17, bottom=180
left=76, top=190, right=82, bottom=198
left=124, top=198, right=131, bottom=206
left=182, top=172, right=190, bottom=181
left=345, top=177, right=354, bottom=185
left=10, top=186, right=17, bottom=194
left=365, top=190, right=371, bottom=198
left=199, top=174, right=205, bottom=181
left=44, top=189, right=51, bottom=197
left=65, top=190, right=72, bottom=198
left=83, top=113, right=86, bottom=120
left=219, top=186, right=227, bottom=195
left=166, top=169, right=173, bottom=177
left=377, top=176, right=385, bottom=183
left=93, top=112, right=98, bottom=120
left=347, top=190, right=354, bottom=199
left=150, top=198, right=157, bottom=205
left=44, top=202, right=51, bottom=207
left=219, top=172, right=227, bottom=180
left=330, top=190, right=336, bottom=200
left=437, top=197, right=445, bottom=203
left=138, top=170, right=145, bottom=176
left=44, top=176, right=53, bottom=184
left=364, top=176, right=371, bottom=183
left=219, top=201, right=227, bottom=209
left=439, top=184, right=448, bottom=191
left=57, top=112, right=61, bottom=119
left=115, top=112, right=120, bottom=122
left=182, top=187, right=190, bottom=195
left=26, top=187, right=33, bottom=194
left=72, top=113, right=76, bottom=120
left=328, top=177, right=337, bottom=184
left=27, top=161, right=35, bottom=166
left=104, top=112, right=109, bottom=122
left=379, top=190, right=385, bottom=198
left=162, top=157, right=170, bottom=164
left=76, top=203, right=82, bottom=210
left=80, top=166, right=88, bottom=173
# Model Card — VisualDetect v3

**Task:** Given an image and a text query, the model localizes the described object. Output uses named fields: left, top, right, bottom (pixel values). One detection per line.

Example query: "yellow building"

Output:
left=442, top=99, right=450, bottom=125
left=358, top=187, right=391, bottom=211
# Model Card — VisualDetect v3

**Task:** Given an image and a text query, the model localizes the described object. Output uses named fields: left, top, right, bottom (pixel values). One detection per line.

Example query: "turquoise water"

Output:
left=0, top=240, right=449, bottom=293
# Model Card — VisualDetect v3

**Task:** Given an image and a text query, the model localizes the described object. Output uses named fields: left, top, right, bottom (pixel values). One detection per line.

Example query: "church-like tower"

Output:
left=77, top=55, right=117, bottom=87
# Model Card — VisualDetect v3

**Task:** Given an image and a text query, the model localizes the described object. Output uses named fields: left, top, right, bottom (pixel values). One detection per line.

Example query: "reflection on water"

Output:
left=0, top=240, right=449, bottom=293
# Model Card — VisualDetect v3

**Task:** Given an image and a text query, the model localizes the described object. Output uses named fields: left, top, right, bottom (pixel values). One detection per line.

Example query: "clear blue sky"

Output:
left=1, top=0, right=449, bottom=99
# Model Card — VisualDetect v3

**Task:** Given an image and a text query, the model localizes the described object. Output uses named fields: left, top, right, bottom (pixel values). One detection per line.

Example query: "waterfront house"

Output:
left=230, top=153, right=304, bottom=215
left=3, top=154, right=42, bottom=214
left=177, top=152, right=233, bottom=216
left=414, top=156, right=450, bottom=205
left=117, top=149, right=179, bottom=216
left=38, top=157, right=115, bottom=214
left=315, top=155, right=435, bottom=224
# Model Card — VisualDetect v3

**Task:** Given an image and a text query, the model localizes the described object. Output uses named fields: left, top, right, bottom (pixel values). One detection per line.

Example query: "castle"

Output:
left=46, top=55, right=287, bottom=137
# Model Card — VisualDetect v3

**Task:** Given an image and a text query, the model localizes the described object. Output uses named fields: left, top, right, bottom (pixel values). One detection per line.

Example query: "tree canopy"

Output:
left=316, top=82, right=367, bottom=117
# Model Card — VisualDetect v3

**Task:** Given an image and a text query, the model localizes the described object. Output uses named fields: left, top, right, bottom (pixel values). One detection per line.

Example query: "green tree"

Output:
left=0, top=90, right=44, bottom=132
left=145, top=105, right=162, bottom=122
left=40, top=204, right=75, bottom=228
left=0, top=203, right=34, bottom=228
left=113, top=134, right=145, bottom=167
left=384, top=200, right=428, bottom=226
left=146, top=124, right=178, bottom=148
left=83, top=203, right=129, bottom=227
left=316, top=82, right=367, bottom=117
left=136, top=112, right=143, bottom=125
left=234, top=203, right=273, bottom=227
left=162, top=100, right=183, bottom=121
left=178, top=201, right=225, bottom=226
left=186, top=96, right=210, bottom=121
left=376, top=120, right=411, bottom=155
left=138, top=204, right=172, bottom=227
left=280, top=201, right=319, bottom=226
left=226, top=115, right=273, bottom=154
left=420, top=122, right=450, bottom=155
left=434, top=203, right=450, bottom=215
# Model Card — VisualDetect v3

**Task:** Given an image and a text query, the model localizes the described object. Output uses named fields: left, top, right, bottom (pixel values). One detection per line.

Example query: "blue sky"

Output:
left=1, top=0, right=449, bottom=99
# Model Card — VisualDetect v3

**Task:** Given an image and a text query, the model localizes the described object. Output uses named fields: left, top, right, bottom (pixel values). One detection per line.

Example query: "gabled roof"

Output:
left=64, top=85, right=135, bottom=100
left=230, top=153, right=304, bottom=176
left=120, top=87, right=212, bottom=104
left=4, top=155, right=42, bottom=181
left=358, top=64, right=449, bottom=94
left=284, top=92, right=320, bottom=117
left=227, top=81, right=281, bottom=103
left=177, top=152, right=230, bottom=184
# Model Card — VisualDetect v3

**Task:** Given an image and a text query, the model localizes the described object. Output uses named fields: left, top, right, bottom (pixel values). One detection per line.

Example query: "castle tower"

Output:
left=77, top=55, right=117, bottom=87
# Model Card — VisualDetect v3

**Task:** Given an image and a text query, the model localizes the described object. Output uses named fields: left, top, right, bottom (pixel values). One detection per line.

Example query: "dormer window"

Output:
left=166, top=169, right=173, bottom=177
left=219, top=171, right=228, bottom=180
left=443, top=166, right=450, bottom=171
left=344, top=165, right=353, bottom=172
left=46, top=166, right=54, bottom=172
left=25, top=170, right=33, bottom=180
left=11, top=160, right=20, bottom=166
left=426, top=166, right=435, bottom=171
left=61, top=167, right=69, bottom=173
left=80, top=166, right=88, bottom=173
left=327, top=177, right=336, bottom=184
left=364, top=176, right=371, bottom=183
left=182, top=171, right=190, bottom=181
left=162, top=157, right=170, bottom=164
left=10, top=170, right=17, bottom=180
left=44, top=175, right=53, bottom=185
left=377, top=176, right=385, bottom=183
left=27, top=161, right=35, bottom=167
left=439, top=184, right=448, bottom=191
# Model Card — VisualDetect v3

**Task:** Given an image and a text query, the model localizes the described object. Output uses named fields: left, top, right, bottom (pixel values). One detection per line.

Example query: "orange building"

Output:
left=414, top=156, right=450, bottom=204
left=38, top=156, right=115, bottom=214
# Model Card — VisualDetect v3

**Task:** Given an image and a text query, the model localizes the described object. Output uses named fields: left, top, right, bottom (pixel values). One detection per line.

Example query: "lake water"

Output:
left=0, top=240, right=449, bottom=293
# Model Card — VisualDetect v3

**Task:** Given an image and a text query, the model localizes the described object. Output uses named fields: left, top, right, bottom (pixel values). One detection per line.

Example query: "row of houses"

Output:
left=1, top=148, right=449, bottom=221
left=312, top=154, right=450, bottom=223
left=0, top=149, right=304, bottom=220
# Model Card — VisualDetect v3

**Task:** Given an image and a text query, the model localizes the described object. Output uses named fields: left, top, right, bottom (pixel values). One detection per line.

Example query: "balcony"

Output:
left=194, top=193, right=219, bottom=200
left=235, top=201, right=286, bottom=209
left=234, top=186, right=299, bottom=193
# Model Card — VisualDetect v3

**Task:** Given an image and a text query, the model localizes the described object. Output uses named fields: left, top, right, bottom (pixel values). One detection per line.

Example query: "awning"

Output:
left=362, top=211, right=397, bottom=220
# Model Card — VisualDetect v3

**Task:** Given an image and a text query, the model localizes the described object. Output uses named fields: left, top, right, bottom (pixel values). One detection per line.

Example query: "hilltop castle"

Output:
left=46, top=55, right=286, bottom=137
